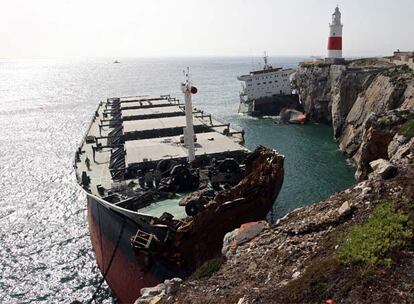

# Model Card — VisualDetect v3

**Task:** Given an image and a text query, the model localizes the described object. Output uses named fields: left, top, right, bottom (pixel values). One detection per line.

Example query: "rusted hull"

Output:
left=87, top=196, right=171, bottom=303
left=176, top=192, right=280, bottom=269
left=86, top=147, right=284, bottom=303
left=87, top=192, right=280, bottom=303
left=176, top=146, right=284, bottom=268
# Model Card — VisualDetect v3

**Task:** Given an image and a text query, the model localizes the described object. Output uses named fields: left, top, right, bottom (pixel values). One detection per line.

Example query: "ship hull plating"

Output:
left=85, top=145, right=284, bottom=303
left=78, top=95, right=285, bottom=303
left=86, top=187, right=281, bottom=303
left=87, top=196, right=168, bottom=304
left=238, top=94, right=301, bottom=116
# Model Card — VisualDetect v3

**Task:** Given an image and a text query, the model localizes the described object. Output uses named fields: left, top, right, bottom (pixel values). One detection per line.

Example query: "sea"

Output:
left=0, top=57, right=355, bottom=303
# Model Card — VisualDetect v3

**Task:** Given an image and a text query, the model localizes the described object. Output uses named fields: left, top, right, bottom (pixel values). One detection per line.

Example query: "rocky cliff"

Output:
left=295, top=59, right=414, bottom=180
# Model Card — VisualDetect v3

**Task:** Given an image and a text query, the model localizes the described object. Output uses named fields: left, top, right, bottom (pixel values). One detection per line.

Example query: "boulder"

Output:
left=140, top=283, right=165, bottom=299
left=292, top=271, right=301, bottom=279
left=369, top=159, right=397, bottom=179
left=135, top=278, right=184, bottom=304
left=388, top=134, right=409, bottom=158
left=164, top=278, right=183, bottom=295
left=234, top=221, right=268, bottom=244
left=222, top=221, right=268, bottom=258
left=391, top=137, right=414, bottom=162
left=337, top=201, right=351, bottom=216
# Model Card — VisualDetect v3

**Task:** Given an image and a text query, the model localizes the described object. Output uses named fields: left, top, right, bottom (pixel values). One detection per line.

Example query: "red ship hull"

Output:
left=85, top=147, right=284, bottom=303
left=87, top=196, right=169, bottom=304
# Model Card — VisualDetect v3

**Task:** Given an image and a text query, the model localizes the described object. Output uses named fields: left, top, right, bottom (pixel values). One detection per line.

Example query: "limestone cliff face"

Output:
left=295, top=64, right=333, bottom=124
left=296, top=60, right=414, bottom=180
left=352, top=109, right=414, bottom=180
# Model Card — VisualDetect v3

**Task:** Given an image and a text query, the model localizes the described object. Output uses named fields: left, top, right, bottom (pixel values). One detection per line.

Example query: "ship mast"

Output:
left=263, top=51, right=269, bottom=70
left=180, top=67, right=197, bottom=162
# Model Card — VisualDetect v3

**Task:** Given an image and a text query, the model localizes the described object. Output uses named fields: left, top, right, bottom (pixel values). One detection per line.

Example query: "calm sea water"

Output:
left=0, top=57, right=354, bottom=303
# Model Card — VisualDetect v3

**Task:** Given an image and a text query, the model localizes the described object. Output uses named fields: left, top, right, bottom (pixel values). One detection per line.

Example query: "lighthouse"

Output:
left=327, top=6, right=343, bottom=58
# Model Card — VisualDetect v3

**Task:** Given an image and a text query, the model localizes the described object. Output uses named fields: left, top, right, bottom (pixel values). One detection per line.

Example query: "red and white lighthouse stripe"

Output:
left=327, top=6, right=343, bottom=58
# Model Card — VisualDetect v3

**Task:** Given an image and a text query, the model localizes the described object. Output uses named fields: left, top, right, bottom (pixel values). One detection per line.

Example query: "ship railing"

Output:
left=167, top=96, right=180, bottom=105
left=109, top=95, right=172, bottom=105
left=112, top=95, right=149, bottom=100
left=209, top=114, right=244, bottom=134
left=74, top=101, right=103, bottom=174
left=211, top=115, right=228, bottom=126
left=229, top=124, right=243, bottom=133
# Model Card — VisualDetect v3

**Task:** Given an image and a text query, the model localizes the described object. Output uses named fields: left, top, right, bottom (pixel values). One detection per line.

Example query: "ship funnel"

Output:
left=181, top=67, right=196, bottom=162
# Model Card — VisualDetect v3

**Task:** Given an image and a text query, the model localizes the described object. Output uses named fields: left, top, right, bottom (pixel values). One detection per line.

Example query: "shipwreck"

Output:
left=74, top=72, right=284, bottom=303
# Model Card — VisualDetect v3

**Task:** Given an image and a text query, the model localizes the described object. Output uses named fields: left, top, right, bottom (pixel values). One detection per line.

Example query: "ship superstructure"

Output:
left=237, top=53, right=299, bottom=116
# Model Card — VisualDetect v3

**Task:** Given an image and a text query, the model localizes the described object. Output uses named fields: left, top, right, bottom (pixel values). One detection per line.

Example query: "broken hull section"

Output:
left=239, top=94, right=301, bottom=117
left=87, top=191, right=281, bottom=303
left=76, top=94, right=285, bottom=303
left=86, top=147, right=284, bottom=303
left=175, top=147, right=285, bottom=268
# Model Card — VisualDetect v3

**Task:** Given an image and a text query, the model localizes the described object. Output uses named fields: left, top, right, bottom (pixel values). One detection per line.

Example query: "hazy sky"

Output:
left=1, top=0, right=413, bottom=58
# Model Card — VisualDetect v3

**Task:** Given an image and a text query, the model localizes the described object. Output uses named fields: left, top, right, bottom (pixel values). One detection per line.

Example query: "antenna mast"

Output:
left=263, top=51, right=269, bottom=70
left=180, top=67, right=197, bottom=162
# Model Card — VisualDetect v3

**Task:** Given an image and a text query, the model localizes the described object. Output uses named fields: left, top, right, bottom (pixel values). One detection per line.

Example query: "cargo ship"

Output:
left=74, top=72, right=284, bottom=303
left=238, top=53, right=301, bottom=116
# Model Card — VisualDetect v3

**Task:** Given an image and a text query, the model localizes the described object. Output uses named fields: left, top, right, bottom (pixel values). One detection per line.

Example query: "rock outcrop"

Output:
left=296, top=59, right=414, bottom=180
left=135, top=278, right=183, bottom=304
left=352, top=109, right=414, bottom=180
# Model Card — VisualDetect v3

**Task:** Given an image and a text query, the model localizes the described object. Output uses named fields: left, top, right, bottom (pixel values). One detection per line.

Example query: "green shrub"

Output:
left=317, top=62, right=330, bottom=68
left=376, top=116, right=392, bottom=127
left=399, top=119, right=414, bottom=139
left=384, top=65, right=414, bottom=78
left=190, top=258, right=223, bottom=280
left=338, top=201, right=412, bottom=267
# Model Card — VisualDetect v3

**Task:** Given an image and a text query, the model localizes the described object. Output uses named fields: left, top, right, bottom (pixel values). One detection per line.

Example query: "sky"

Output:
left=0, top=0, right=413, bottom=58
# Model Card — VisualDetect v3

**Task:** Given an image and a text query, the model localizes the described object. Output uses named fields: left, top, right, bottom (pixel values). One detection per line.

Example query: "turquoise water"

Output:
left=239, top=119, right=355, bottom=219
left=139, top=197, right=187, bottom=220
left=0, top=57, right=354, bottom=303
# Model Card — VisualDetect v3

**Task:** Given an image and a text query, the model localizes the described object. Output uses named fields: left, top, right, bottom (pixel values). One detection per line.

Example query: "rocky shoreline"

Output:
left=296, top=57, right=413, bottom=180
left=135, top=57, right=414, bottom=304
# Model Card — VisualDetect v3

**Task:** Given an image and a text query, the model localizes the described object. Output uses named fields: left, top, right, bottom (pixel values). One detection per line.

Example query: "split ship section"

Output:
left=74, top=95, right=284, bottom=303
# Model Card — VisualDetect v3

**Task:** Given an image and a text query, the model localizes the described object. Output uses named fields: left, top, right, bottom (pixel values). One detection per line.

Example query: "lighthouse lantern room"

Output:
left=327, top=6, right=343, bottom=58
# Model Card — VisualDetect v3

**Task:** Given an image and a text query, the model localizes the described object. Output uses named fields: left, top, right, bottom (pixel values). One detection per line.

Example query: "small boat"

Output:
left=113, top=60, right=120, bottom=64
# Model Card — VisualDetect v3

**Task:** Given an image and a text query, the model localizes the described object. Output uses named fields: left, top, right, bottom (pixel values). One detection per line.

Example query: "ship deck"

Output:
left=121, top=106, right=185, bottom=120
left=125, top=132, right=248, bottom=168
left=75, top=95, right=246, bottom=218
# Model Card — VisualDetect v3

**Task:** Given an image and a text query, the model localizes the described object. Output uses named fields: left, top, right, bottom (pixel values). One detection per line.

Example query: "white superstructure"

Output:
left=238, top=54, right=295, bottom=101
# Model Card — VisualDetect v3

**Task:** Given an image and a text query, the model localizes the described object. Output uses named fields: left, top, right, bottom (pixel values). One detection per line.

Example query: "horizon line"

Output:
left=0, top=53, right=393, bottom=60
